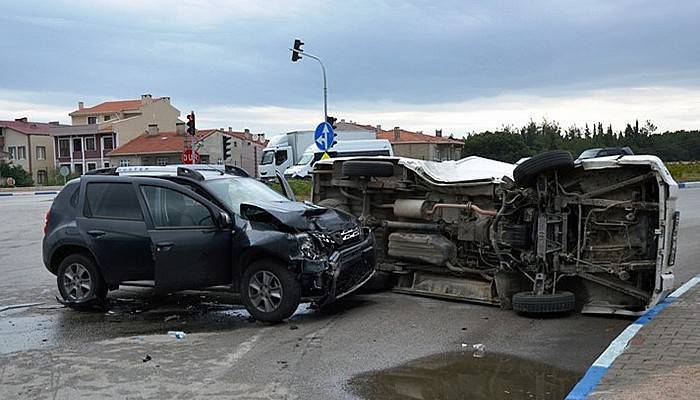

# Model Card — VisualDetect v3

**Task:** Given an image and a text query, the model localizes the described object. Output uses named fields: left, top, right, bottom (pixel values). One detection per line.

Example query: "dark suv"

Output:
left=42, top=165, right=375, bottom=322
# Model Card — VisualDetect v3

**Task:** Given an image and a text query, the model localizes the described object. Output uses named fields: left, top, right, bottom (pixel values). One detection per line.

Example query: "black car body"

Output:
left=42, top=165, right=375, bottom=321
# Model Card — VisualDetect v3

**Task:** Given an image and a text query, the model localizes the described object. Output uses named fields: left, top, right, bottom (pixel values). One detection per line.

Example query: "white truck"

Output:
left=258, top=130, right=376, bottom=180
left=284, top=139, right=394, bottom=179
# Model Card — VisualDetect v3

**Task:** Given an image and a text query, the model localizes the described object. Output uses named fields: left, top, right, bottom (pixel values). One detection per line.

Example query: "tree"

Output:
left=463, top=130, right=531, bottom=163
left=0, top=163, right=34, bottom=187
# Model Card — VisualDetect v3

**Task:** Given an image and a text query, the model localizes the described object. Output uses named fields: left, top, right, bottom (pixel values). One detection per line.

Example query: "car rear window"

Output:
left=84, top=182, right=143, bottom=220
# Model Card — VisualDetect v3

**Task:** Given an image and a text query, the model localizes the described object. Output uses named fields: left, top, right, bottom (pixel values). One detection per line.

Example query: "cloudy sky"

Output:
left=1, top=0, right=699, bottom=136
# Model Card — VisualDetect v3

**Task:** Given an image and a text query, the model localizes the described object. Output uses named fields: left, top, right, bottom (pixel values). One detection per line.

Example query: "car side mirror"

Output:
left=218, top=211, right=232, bottom=230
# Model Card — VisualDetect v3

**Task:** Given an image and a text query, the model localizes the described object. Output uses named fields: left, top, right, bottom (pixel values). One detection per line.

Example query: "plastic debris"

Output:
left=0, top=302, right=45, bottom=313
left=472, top=343, right=485, bottom=358
left=143, top=354, right=152, bottom=362
left=167, top=331, right=187, bottom=340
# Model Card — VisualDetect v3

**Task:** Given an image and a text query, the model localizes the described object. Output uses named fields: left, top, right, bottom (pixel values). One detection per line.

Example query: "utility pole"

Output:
left=290, top=39, right=328, bottom=122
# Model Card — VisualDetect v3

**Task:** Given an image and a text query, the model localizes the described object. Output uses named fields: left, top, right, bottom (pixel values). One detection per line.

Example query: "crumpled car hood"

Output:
left=240, top=200, right=357, bottom=232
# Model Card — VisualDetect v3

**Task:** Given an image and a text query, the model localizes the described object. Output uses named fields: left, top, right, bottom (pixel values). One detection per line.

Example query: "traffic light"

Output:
left=186, top=112, right=196, bottom=136
left=291, top=39, right=304, bottom=62
left=326, top=115, right=337, bottom=130
left=222, top=135, right=231, bottom=161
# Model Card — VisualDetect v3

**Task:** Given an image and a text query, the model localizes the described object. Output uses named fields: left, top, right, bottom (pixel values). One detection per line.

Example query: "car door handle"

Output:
left=87, top=230, right=106, bottom=238
left=155, top=242, right=175, bottom=252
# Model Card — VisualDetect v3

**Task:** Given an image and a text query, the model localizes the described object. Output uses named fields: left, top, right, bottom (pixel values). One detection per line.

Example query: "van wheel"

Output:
left=57, top=254, right=107, bottom=304
left=317, top=198, right=351, bottom=213
left=241, top=259, right=301, bottom=322
left=513, top=150, right=573, bottom=187
left=512, top=291, right=576, bottom=314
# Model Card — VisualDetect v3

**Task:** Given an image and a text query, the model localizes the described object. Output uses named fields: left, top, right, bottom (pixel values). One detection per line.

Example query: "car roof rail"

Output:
left=176, top=167, right=205, bottom=181
left=224, top=165, right=250, bottom=177
left=84, top=167, right=119, bottom=176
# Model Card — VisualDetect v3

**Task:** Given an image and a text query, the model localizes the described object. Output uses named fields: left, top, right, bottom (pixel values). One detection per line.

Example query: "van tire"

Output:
left=513, top=150, right=573, bottom=187
left=512, top=291, right=576, bottom=314
left=342, top=161, right=394, bottom=177
left=241, top=259, right=300, bottom=323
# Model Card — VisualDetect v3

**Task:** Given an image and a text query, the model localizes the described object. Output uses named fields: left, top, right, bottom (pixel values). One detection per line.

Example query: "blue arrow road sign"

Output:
left=314, top=122, right=334, bottom=152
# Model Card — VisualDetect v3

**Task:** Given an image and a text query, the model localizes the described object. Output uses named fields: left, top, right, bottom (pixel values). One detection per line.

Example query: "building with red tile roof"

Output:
left=333, top=119, right=463, bottom=161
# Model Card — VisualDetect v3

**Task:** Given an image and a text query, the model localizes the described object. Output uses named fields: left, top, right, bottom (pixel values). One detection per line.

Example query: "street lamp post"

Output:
left=290, top=40, right=328, bottom=122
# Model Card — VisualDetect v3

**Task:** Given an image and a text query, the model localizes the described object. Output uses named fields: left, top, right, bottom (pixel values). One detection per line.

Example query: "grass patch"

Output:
left=666, top=162, right=700, bottom=182
left=268, top=178, right=312, bottom=202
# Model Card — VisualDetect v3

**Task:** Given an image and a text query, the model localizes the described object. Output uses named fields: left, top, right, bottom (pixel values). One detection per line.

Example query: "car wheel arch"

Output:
left=235, top=247, right=295, bottom=284
left=50, top=244, right=100, bottom=275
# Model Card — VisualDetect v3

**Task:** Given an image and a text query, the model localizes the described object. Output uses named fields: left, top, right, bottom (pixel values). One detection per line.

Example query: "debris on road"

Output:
left=472, top=343, right=485, bottom=358
left=143, top=354, right=152, bottom=362
left=164, top=315, right=179, bottom=322
left=167, top=331, right=187, bottom=340
left=289, top=325, right=299, bottom=330
left=0, top=302, right=45, bottom=313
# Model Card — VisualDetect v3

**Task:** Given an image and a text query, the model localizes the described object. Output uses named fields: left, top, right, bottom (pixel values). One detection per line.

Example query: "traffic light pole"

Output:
left=290, top=49, right=327, bottom=121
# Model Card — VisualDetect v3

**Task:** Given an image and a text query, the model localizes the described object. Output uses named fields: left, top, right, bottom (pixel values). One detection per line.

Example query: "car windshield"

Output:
left=261, top=150, right=274, bottom=165
left=578, top=149, right=601, bottom=160
left=204, top=177, right=289, bottom=214
left=296, top=153, right=314, bottom=165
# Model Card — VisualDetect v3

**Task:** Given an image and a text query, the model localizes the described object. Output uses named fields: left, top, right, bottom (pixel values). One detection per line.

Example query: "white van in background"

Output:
left=284, top=139, right=394, bottom=179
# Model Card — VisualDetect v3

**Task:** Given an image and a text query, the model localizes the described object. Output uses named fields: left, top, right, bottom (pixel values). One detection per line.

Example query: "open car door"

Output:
left=137, top=181, right=233, bottom=292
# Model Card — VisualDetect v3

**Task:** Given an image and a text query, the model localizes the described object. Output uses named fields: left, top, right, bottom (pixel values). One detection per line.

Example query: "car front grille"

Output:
left=336, top=257, right=373, bottom=296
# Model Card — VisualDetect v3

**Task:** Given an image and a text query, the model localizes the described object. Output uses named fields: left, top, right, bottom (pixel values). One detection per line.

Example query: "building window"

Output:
left=119, top=159, right=130, bottom=167
left=37, top=170, right=48, bottom=185
left=104, top=161, right=110, bottom=168
left=85, top=137, right=96, bottom=151
left=17, top=146, right=26, bottom=160
left=73, top=138, right=82, bottom=152
left=58, top=139, right=70, bottom=157
left=36, top=146, right=46, bottom=160
left=156, top=157, right=168, bottom=166
left=87, top=162, right=97, bottom=171
left=103, top=136, right=114, bottom=150
left=8, top=146, right=16, bottom=159
left=234, top=141, right=237, bottom=147
left=104, top=115, right=111, bottom=121
left=74, top=163, right=84, bottom=175
left=87, top=116, right=97, bottom=124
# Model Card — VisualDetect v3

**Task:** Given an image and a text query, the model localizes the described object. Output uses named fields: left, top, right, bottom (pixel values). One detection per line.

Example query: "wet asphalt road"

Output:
left=0, top=190, right=698, bottom=399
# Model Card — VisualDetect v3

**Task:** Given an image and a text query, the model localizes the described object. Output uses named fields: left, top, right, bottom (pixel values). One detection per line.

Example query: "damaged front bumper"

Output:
left=300, top=231, right=377, bottom=304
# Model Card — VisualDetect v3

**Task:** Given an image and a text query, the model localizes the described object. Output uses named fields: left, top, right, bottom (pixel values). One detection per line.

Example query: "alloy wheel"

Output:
left=62, top=263, right=92, bottom=301
left=248, top=270, right=283, bottom=313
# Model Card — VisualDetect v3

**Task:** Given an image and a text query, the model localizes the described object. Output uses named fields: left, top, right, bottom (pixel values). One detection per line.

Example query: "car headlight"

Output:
left=295, top=233, right=320, bottom=259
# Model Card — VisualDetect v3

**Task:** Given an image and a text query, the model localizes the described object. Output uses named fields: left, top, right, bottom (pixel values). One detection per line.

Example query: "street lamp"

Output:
left=289, top=38, right=328, bottom=122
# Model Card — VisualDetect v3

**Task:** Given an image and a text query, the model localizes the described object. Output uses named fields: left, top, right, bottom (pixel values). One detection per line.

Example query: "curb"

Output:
left=0, top=191, right=58, bottom=197
left=678, top=181, right=700, bottom=189
left=565, top=273, right=700, bottom=400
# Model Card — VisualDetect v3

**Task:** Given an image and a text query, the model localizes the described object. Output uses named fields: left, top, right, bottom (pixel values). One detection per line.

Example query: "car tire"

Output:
left=317, top=198, right=351, bottom=213
left=342, top=161, right=394, bottom=177
left=513, top=150, right=574, bottom=187
left=241, top=259, right=301, bottom=322
left=56, top=253, right=107, bottom=304
left=512, top=291, right=576, bottom=314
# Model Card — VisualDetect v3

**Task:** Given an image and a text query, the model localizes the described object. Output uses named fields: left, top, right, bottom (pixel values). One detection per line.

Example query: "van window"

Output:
left=296, top=153, right=314, bottom=165
left=85, top=183, right=142, bottom=220
left=275, top=150, right=288, bottom=166
left=261, top=150, right=274, bottom=165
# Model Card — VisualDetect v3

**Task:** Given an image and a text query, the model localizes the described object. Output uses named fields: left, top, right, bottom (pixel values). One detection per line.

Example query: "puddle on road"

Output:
left=348, top=351, right=580, bottom=400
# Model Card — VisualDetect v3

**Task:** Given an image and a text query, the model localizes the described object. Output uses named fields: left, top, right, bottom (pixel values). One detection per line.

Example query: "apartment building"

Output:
left=50, top=124, right=116, bottom=174
left=69, top=94, right=181, bottom=145
left=0, top=118, right=61, bottom=184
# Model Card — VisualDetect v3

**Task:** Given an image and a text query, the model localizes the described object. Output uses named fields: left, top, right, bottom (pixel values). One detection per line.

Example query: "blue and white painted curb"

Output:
left=678, top=181, right=700, bottom=189
left=565, top=273, right=700, bottom=400
left=0, top=191, right=58, bottom=197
